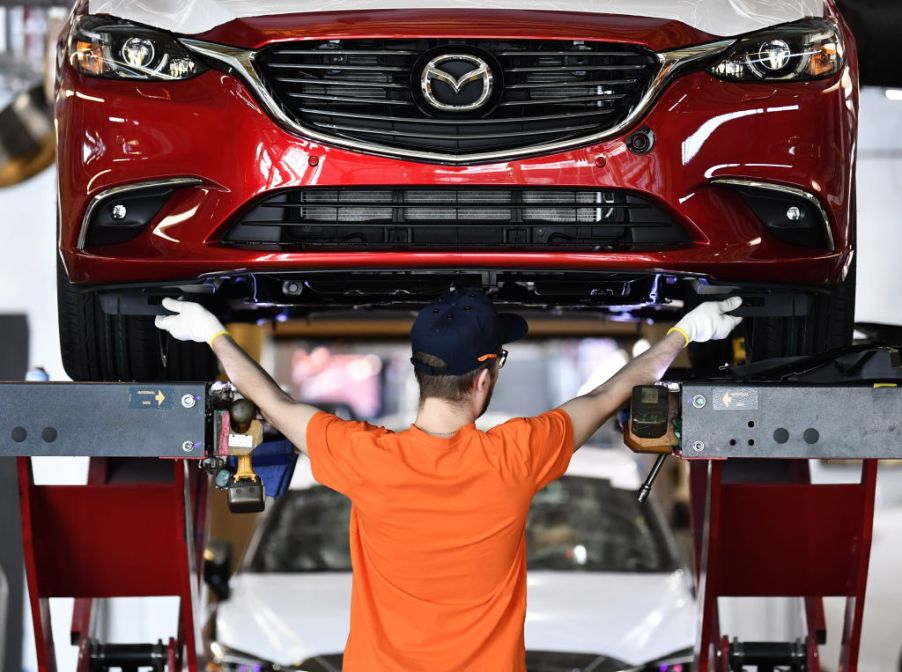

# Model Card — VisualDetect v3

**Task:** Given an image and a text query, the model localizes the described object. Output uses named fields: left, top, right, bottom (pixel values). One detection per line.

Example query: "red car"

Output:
left=56, top=0, right=859, bottom=381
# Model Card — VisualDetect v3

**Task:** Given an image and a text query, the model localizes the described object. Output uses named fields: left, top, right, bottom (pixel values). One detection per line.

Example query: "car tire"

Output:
left=744, top=262, right=856, bottom=361
left=57, top=258, right=219, bottom=382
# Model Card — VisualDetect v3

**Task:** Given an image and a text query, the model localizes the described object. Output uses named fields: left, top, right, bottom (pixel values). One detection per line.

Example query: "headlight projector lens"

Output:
left=754, top=39, right=792, bottom=72
left=121, top=37, right=156, bottom=68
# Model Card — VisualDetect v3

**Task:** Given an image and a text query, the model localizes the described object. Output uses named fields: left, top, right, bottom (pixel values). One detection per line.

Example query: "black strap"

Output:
left=410, top=357, right=448, bottom=376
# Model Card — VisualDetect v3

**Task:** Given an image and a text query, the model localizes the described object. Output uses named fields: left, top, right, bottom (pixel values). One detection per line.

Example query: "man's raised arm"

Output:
left=155, top=298, right=319, bottom=453
left=559, top=298, right=743, bottom=450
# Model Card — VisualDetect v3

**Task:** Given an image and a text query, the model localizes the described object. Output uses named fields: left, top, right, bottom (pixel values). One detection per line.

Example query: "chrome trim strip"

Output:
left=710, top=178, right=836, bottom=251
left=181, top=38, right=734, bottom=165
left=77, top=177, right=204, bottom=250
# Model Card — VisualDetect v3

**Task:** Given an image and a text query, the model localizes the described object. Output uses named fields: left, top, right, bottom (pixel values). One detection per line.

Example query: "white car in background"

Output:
left=205, top=418, right=696, bottom=672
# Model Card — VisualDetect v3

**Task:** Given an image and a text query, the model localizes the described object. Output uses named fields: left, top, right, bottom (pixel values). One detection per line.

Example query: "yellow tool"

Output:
left=226, top=399, right=265, bottom=513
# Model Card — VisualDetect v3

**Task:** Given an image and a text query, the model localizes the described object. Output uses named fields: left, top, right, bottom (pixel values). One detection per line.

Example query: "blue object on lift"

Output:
left=228, top=438, right=298, bottom=499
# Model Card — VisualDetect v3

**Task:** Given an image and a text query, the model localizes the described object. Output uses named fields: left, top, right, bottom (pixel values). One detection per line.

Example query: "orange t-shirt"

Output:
left=305, top=409, right=574, bottom=672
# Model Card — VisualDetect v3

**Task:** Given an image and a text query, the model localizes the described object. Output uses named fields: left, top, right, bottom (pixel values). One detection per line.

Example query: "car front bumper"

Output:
left=57, top=11, right=858, bottom=290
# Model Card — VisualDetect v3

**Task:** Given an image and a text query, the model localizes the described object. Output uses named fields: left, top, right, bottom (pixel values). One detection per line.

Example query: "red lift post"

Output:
left=690, top=459, right=876, bottom=672
left=19, top=456, right=208, bottom=671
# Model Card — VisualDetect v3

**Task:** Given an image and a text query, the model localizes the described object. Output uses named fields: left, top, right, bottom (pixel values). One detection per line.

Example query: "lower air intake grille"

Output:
left=222, top=188, right=690, bottom=252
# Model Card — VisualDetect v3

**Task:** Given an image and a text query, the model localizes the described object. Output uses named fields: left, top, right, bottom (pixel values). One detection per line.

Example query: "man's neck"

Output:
left=414, top=397, right=477, bottom=436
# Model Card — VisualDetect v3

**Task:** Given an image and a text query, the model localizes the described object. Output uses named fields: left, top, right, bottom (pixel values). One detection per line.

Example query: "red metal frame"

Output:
left=56, top=3, right=859, bottom=288
left=690, top=459, right=877, bottom=672
left=18, top=457, right=207, bottom=672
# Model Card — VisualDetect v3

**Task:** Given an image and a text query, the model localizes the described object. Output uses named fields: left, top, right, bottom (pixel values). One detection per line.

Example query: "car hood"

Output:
left=524, top=571, right=696, bottom=665
left=89, top=0, right=826, bottom=39
left=215, top=573, right=352, bottom=667
left=214, top=570, right=695, bottom=668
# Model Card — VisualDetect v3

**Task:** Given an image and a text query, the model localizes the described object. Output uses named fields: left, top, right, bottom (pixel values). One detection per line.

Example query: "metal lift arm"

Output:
left=0, top=382, right=212, bottom=459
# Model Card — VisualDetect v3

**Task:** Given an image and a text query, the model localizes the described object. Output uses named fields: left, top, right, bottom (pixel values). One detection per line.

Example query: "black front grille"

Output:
left=222, top=188, right=690, bottom=252
left=256, top=40, right=659, bottom=156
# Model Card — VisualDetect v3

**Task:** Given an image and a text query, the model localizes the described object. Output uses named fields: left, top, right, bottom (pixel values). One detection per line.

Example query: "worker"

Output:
left=156, top=290, right=742, bottom=672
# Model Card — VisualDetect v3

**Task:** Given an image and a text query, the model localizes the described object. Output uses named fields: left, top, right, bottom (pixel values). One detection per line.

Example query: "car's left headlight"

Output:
left=68, top=15, right=207, bottom=80
left=708, top=18, right=844, bottom=82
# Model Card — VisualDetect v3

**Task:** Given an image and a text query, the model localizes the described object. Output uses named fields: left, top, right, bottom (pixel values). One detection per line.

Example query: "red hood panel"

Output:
left=195, top=9, right=718, bottom=52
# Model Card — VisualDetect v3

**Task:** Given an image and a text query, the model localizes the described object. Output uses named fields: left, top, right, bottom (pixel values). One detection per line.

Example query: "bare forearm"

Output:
left=594, top=331, right=685, bottom=406
left=560, top=331, right=685, bottom=448
left=211, top=336, right=293, bottom=414
left=210, top=336, right=318, bottom=453
left=155, top=301, right=319, bottom=452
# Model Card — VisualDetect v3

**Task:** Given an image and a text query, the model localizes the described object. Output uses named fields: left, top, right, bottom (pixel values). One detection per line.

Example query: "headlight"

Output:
left=708, top=18, right=844, bottom=82
left=68, top=15, right=206, bottom=80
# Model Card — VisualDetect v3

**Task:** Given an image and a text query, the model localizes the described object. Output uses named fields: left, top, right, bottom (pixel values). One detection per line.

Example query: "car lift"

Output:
left=627, top=345, right=902, bottom=672
left=2, top=382, right=270, bottom=672
left=2, top=346, right=901, bottom=671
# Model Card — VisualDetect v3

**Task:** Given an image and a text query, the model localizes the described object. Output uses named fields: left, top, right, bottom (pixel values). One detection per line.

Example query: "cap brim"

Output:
left=499, top=313, right=529, bottom=345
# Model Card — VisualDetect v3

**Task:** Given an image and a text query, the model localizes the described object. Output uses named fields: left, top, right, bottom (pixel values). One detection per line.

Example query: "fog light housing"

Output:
left=80, top=178, right=202, bottom=249
left=83, top=187, right=175, bottom=247
left=712, top=180, right=833, bottom=250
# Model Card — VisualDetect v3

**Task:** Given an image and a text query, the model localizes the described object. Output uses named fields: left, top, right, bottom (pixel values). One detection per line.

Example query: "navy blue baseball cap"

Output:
left=410, top=290, right=528, bottom=375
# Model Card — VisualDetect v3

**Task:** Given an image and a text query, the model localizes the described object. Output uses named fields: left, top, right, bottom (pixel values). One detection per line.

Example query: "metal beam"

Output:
left=681, top=384, right=902, bottom=459
left=0, top=383, right=209, bottom=458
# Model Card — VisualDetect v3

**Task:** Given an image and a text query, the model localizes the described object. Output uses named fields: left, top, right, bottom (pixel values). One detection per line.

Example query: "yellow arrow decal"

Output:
left=156, top=390, right=166, bottom=407
left=721, top=391, right=733, bottom=408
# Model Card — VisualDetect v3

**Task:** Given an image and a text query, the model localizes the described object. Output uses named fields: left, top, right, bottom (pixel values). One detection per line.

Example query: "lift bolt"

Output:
left=181, top=441, right=194, bottom=452
left=692, top=440, right=705, bottom=452
left=691, top=395, right=707, bottom=409
left=181, top=394, right=197, bottom=409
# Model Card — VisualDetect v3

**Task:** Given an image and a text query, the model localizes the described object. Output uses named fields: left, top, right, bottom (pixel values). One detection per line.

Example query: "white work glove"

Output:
left=669, top=297, right=743, bottom=346
left=154, top=298, right=229, bottom=347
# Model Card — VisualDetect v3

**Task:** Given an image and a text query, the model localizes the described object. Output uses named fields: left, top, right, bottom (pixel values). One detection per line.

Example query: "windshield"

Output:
left=248, top=476, right=675, bottom=574
left=526, top=476, right=672, bottom=572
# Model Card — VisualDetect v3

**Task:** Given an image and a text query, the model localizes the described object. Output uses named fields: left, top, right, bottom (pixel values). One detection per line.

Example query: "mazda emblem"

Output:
left=420, top=53, right=494, bottom=112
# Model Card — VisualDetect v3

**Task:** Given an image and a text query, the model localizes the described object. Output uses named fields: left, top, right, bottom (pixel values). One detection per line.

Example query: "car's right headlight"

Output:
left=708, top=18, right=844, bottom=82
left=68, top=15, right=207, bottom=80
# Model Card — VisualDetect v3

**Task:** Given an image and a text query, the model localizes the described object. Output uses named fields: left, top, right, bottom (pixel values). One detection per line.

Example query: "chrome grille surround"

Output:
left=181, top=37, right=735, bottom=165
left=255, top=40, right=657, bottom=155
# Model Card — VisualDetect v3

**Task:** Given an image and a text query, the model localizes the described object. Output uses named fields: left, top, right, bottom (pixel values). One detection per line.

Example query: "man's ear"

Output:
left=474, top=367, right=492, bottom=392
